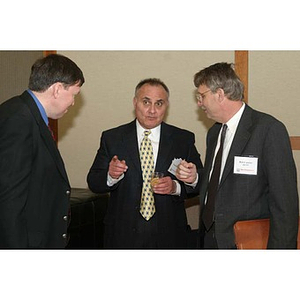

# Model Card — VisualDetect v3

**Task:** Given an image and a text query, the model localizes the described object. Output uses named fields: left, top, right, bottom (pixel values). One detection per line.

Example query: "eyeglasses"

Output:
left=196, top=89, right=211, bottom=102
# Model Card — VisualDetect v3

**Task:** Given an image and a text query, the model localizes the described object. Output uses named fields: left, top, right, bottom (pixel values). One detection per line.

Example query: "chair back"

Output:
left=234, top=218, right=300, bottom=249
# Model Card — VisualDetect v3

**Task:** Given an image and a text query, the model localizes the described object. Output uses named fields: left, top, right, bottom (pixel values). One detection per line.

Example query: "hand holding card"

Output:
left=172, top=159, right=197, bottom=184
left=168, top=158, right=182, bottom=176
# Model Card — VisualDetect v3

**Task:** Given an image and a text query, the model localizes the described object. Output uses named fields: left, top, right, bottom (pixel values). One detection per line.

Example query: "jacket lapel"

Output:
left=219, top=104, right=253, bottom=186
left=123, top=120, right=141, bottom=172
left=206, top=123, right=222, bottom=176
left=155, top=122, right=174, bottom=171
left=199, top=123, right=221, bottom=203
left=21, top=91, right=70, bottom=185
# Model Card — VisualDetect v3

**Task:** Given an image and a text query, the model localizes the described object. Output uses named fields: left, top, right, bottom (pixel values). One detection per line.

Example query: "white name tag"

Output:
left=234, top=156, right=258, bottom=175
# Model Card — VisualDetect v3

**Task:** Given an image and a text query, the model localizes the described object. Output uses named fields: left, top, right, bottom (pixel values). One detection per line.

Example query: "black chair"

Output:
left=67, top=188, right=109, bottom=249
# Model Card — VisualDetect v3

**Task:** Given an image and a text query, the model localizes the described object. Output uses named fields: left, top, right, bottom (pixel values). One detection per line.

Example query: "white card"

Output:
left=234, top=156, right=258, bottom=175
left=168, top=158, right=183, bottom=175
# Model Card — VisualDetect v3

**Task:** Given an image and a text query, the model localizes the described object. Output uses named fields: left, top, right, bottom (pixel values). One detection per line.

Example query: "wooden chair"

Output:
left=234, top=218, right=300, bottom=249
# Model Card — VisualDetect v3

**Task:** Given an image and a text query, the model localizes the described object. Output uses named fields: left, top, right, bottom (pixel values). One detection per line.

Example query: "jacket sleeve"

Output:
left=87, top=132, right=113, bottom=194
left=265, top=121, right=299, bottom=248
left=182, top=132, right=203, bottom=198
left=0, top=115, right=33, bottom=248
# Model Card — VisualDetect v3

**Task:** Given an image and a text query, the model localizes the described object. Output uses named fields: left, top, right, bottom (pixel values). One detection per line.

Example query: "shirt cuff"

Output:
left=107, top=172, right=124, bottom=186
left=184, top=173, right=199, bottom=188
left=171, top=180, right=181, bottom=195
left=171, top=173, right=199, bottom=196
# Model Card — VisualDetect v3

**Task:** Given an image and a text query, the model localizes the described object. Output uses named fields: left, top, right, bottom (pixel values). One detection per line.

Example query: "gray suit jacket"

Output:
left=199, top=104, right=299, bottom=248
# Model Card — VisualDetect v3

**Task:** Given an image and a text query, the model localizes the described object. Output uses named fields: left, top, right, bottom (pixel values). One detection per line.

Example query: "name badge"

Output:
left=234, top=156, right=258, bottom=175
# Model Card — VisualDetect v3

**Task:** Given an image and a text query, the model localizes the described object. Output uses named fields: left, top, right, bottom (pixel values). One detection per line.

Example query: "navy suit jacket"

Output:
left=0, top=91, right=71, bottom=248
left=87, top=120, right=203, bottom=248
left=199, top=104, right=299, bottom=248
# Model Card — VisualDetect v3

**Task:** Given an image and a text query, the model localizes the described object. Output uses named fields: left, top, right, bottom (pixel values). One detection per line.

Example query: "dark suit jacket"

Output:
left=87, top=120, right=203, bottom=248
left=0, top=91, right=71, bottom=248
left=199, top=104, right=299, bottom=249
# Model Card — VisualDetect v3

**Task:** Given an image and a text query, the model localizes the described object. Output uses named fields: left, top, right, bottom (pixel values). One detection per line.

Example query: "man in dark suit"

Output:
left=0, top=54, right=84, bottom=248
left=194, top=62, right=299, bottom=249
left=87, top=78, right=203, bottom=249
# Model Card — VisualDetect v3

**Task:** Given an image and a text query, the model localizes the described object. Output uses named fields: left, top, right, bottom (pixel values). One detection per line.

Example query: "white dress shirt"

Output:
left=210, top=102, right=246, bottom=182
left=136, top=121, right=160, bottom=167
left=204, top=103, right=245, bottom=205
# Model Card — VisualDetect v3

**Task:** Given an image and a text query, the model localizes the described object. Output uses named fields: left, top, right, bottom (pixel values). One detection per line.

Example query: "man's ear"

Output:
left=133, top=97, right=137, bottom=107
left=51, top=82, right=62, bottom=99
left=216, top=88, right=225, bottom=102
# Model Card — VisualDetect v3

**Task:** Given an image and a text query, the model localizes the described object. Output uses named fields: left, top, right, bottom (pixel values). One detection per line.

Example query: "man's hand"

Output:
left=175, top=160, right=197, bottom=184
left=152, top=176, right=176, bottom=195
left=108, top=155, right=128, bottom=179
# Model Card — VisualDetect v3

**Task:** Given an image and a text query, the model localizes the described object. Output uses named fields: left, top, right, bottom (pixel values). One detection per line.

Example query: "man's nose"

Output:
left=149, top=104, right=156, bottom=113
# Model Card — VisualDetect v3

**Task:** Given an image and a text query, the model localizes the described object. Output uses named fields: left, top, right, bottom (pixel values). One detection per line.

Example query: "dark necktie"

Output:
left=48, top=124, right=56, bottom=141
left=202, top=124, right=227, bottom=231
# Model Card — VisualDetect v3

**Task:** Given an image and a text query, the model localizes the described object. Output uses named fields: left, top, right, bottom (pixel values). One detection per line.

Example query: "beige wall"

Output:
left=248, top=51, right=300, bottom=202
left=57, top=51, right=234, bottom=187
left=0, top=51, right=42, bottom=103
left=57, top=51, right=300, bottom=229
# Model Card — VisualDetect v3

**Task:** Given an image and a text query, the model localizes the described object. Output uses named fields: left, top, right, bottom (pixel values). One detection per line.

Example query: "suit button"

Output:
left=66, top=190, right=70, bottom=195
left=62, top=233, right=67, bottom=239
left=63, top=215, right=68, bottom=221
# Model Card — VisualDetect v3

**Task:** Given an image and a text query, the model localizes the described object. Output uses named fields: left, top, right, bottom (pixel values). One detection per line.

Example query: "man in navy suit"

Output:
left=0, top=54, right=84, bottom=248
left=87, top=78, right=203, bottom=248
left=194, top=62, right=299, bottom=249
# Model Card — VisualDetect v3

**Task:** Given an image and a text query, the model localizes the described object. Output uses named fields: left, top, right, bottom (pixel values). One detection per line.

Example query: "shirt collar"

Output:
left=225, top=102, right=245, bottom=133
left=27, top=89, right=48, bottom=125
left=136, top=119, right=161, bottom=142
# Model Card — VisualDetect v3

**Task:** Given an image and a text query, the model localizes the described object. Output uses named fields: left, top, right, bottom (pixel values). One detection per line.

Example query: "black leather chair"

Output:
left=67, top=188, right=109, bottom=249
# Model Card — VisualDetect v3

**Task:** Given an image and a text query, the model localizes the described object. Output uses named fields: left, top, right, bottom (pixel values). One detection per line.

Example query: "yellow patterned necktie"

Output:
left=140, top=130, right=155, bottom=220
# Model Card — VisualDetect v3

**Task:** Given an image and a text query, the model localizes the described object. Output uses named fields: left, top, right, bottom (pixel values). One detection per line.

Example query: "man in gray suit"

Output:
left=194, top=62, right=299, bottom=249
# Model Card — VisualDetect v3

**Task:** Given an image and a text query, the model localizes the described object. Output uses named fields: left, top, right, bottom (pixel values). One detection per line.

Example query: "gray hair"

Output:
left=194, top=62, right=244, bottom=100
left=135, top=78, right=169, bottom=98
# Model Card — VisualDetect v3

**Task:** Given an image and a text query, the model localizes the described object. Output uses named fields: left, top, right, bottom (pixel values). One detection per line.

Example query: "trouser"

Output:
left=199, top=221, right=218, bottom=249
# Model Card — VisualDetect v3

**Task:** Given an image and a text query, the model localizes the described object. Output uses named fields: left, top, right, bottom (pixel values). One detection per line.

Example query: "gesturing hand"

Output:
left=108, top=155, right=128, bottom=179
